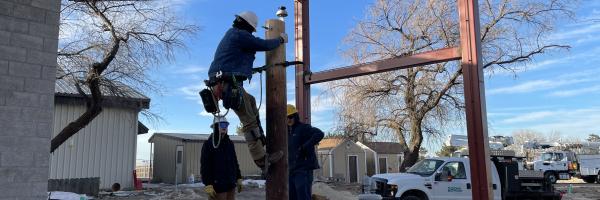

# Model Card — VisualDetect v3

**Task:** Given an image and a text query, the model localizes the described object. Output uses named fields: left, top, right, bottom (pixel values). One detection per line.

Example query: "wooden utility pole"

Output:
left=265, top=18, right=288, bottom=200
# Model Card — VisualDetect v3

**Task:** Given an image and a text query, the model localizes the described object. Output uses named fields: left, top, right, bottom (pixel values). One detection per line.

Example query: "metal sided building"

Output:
left=50, top=78, right=150, bottom=189
left=317, top=138, right=367, bottom=183
left=148, top=133, right=261, bottom=184
left=358, top=142, right=406, bottom=175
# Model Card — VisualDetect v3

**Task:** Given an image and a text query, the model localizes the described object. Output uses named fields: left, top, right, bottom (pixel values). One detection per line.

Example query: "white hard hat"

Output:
left=236, top=11, right=258, bottom=31
left=211, top=116, right=229, bottom=128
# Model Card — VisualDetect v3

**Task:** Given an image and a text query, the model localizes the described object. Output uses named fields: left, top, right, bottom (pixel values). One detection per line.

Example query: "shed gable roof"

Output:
left=55, top=78, right=150, bottom=109
left=318, top=138, right=344, bottom=149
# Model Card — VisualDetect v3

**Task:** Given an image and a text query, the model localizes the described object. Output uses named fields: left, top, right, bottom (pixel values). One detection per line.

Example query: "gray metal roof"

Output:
left=362, top=142, right=407, bottom=154
left=55, top=78, right=150, bottom=101
left=149, top=133, right=247, bottom=143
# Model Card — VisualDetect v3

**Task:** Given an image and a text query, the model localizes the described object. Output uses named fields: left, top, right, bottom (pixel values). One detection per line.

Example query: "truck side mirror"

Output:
left=435, top=172, right=442, bottom=181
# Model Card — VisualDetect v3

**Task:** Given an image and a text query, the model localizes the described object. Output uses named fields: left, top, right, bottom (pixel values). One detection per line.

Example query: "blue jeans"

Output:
left=289, top=170, right=313, bottom=200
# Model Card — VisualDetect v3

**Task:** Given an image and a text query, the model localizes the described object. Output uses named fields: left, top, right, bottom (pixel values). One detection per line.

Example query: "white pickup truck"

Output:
left=361, top=152, right=561, bottom=200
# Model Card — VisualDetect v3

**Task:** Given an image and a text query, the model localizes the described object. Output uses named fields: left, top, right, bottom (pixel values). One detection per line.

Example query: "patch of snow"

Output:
left=177, top=182, right=205, bottom=187
left=48, top=191, right=90, bottom=200
left=243, top=179, right=266, bottom=188
left=312, top=182, right=358, bottom=200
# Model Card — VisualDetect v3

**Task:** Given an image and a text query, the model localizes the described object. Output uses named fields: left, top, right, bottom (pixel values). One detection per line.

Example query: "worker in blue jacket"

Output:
left=206, top=11, right=287, bottom=171
left=286, top=105, right=325, bottom=200
left=201, top=116, right=242, bottom=200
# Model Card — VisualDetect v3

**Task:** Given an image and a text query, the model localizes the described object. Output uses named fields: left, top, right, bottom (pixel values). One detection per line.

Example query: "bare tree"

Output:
left=330, top=0, right=574, bottom=170
left=587, top=134, right=600, bottom=142
left=51, top=0, right=198, bottom=153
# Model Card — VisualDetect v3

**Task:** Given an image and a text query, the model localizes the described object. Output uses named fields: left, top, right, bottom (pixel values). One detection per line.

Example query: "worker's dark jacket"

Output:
left=201, top=134, right=242, bottom=193
left=208, top=27, right=281, bottom=79
left=288, top=122, right=325, bottom=172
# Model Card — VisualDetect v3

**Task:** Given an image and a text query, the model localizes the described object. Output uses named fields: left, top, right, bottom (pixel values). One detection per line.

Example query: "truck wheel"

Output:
left=544, top=172, right=557, bottom=184
left=401, top=195, right=422, bottom=200
left=596, top=173, right=600, bottom=184
left=582, top=176, right=596, bottom=183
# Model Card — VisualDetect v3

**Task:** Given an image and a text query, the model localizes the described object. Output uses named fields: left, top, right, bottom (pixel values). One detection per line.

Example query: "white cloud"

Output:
left=488, top=71, right=597, bottom=95
left=550, top=85, right=600, bottom=97
left=488, top=79, right=581, bottom=95
left=502, top=111, right=556, bottom=123
left=550, top=22, right=600, bottom=42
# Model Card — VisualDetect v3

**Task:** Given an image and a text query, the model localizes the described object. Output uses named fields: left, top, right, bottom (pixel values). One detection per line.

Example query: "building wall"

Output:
left=151, top=136, right=183, bottom=184
left=50, top=103, right=139, bottom=189
left=151, top=135, right=261, bottom=184
left=317, top=150, right=333, bottom=179
left=332, top=140, right=366, bottom=183
left=0, top=0, right=60, bottom=198
left=377, top=154, right=403, bottom=173
left=364, top=149, right=376, bottom=176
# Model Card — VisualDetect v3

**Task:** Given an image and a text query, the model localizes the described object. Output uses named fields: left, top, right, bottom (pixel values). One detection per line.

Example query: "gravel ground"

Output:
left=556, top=179, right=600, bottom=200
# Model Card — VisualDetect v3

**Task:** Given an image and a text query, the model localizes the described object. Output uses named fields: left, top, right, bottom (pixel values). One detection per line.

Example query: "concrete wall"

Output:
left=0, top=0, right=60, bottom=198
left=50, top=103, right=139, bottom=189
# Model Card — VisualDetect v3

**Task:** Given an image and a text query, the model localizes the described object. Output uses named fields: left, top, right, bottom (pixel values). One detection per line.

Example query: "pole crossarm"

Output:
left=304, top=47, right=461, bottom=84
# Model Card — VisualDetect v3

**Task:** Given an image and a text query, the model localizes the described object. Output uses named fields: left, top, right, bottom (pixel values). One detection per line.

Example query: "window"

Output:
left=441, top=162, right=467, bottom=179
left=177, top=150, right=183, bottom=164
left=379, top=157, right=388, bottom=173
left=407, top=159, right=444, bottom=176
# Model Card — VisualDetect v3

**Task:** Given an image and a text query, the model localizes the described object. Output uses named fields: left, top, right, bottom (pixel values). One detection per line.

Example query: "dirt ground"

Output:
left=96, top=181, right=359, bottom=200
left=92, top=180, right=600, bottom=200
left=556, top=179, right=600, bottom=200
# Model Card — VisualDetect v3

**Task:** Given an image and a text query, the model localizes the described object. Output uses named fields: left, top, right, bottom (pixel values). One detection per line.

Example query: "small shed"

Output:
left=148, top=133, right=261, bottom=184
left=50, top=78, right=150, bottom=190
left=358, top=142, right=406, bottom=175
left=317, top=138, right=367, bottom=183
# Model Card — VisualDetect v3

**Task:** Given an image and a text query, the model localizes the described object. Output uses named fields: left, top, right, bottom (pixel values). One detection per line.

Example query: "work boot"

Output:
left=254, top=150, right=284, bottom=170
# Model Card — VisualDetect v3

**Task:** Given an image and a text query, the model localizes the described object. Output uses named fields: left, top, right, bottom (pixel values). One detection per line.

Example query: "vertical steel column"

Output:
left=265, top=19, right=289, bottom=200
left=294, top=0, right=311, bottom=123
left=458, top=0, right=492, bottom=199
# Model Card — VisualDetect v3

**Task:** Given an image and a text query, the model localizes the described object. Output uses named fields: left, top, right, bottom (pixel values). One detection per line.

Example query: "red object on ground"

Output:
left=133, top=170, right=143, bottom=190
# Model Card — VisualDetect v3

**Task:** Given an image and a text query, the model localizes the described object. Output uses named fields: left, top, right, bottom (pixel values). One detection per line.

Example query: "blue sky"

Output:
left=137, top=0, right=600, bottom=160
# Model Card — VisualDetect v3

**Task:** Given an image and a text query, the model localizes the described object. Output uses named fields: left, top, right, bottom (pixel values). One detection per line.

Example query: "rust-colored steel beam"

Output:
left=304, top=47, right=461, bottom=84
left=295, top=0, right=311, bottom=123
left=458, top=0, right=493, bottom=199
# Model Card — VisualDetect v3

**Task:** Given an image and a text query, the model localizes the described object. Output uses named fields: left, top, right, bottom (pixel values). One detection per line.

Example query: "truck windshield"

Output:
left=406, top=159, right=444, bottom=176
left=541, top=153, right=564, bottom=161
left=541, top=153, right=553, bottom=161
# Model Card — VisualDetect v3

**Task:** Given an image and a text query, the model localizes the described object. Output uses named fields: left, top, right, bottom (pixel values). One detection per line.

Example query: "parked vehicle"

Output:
left=360, top=150, right=561, bottom=200
left=577, top=154, right=600, bottom=183
left=532, top=151, right=578, bottom=184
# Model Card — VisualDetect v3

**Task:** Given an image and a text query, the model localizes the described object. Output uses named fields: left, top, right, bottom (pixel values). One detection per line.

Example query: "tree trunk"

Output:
left=399, top=118, right=424, bottom=172
left=50, top=75, right=103, bottom=153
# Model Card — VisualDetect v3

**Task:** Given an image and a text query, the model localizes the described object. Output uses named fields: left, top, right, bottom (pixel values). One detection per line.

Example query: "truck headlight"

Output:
left=389, top=184, right=398, bottom=197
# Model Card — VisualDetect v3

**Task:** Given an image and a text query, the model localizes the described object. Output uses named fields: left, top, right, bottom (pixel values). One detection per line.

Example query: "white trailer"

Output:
left=578, top=154, right=600, bottom=183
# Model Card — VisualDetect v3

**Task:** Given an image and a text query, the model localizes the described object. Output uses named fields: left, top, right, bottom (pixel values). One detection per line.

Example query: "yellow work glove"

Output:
left=237, top=179, right=243, bottom=193
left=204, top=185, right=217, bottom=199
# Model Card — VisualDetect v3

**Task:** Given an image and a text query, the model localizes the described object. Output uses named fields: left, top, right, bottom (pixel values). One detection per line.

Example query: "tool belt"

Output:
left=200, top=75, right=245, bottom=113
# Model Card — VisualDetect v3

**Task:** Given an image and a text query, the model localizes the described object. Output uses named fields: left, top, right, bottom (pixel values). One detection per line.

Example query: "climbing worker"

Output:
left=204, top=11, right=287, bottom=171
left=201, top=116, right=243, bottom=200
left=286, top=104, right=325, bottom=200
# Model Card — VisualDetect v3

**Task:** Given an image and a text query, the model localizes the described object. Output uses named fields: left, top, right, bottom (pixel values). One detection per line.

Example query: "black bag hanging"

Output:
left=199, top=88, right=219, bottom=113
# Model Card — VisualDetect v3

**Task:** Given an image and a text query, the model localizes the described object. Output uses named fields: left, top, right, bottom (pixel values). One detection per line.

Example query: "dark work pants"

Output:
left=289, top=170, right=313, bottom=200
